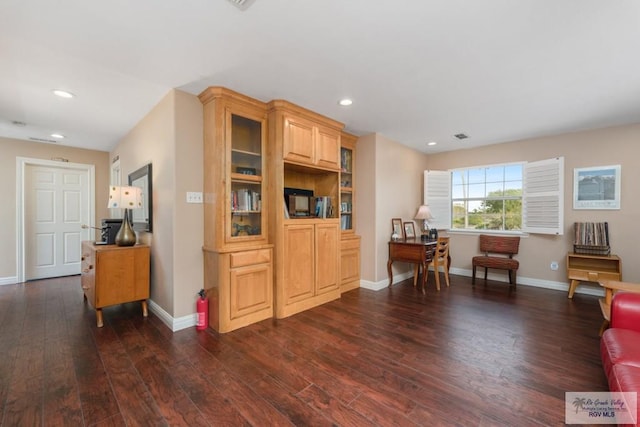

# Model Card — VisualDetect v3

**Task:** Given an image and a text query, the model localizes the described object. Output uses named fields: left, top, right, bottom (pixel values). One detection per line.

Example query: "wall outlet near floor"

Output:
left=550, top=261, right=559, bottom=271
left=186, top=192, right=203, bottom=204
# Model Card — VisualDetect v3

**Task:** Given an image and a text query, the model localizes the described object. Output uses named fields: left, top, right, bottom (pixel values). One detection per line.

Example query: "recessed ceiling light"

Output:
left=427, top=141, right=437, bottom=146
left=52, top=89, right=75, bottom=98
left=50, top=133, right=65, bottom=139
left=338, top=98, right=353, bottom=106
left=227, top=0, right=256, bottom=11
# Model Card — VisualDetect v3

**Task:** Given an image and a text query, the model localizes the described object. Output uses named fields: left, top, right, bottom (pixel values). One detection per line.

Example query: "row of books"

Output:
left=231, top=189, right=261, bottom=212
left=314, top=196, right=332, bottom=218
left=574, top=222, right=609, bottom=246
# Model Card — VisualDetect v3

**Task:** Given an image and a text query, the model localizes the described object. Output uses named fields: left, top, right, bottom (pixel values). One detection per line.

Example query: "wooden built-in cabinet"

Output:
left=80, top=241, right=150, bottom=327
left=268, top=100, right=343, bottom=318
left=199, top=87, right=361, bottom=329
left=199, top=87, right=274, bottom=333
left=339, top=131, right=361, bottom=292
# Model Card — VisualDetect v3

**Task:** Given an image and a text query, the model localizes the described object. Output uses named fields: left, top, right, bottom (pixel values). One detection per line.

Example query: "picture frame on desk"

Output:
left=403, top=221, right=416, bottom=239
left=391, top=218, right=402, bottom=240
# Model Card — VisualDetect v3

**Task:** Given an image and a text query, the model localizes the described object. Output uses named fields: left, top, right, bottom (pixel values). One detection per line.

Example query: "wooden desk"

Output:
left=387, top=239, right=437, bottom=294
left=566, top=253, right=622, bottom=298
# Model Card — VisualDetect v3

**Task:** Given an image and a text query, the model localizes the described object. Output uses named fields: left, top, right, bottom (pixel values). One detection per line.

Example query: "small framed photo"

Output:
left=391, top=218, right=403, bottom=239
left=573, top=165, right=621, bottom=210
left=403, top=221, right=416, bottom=239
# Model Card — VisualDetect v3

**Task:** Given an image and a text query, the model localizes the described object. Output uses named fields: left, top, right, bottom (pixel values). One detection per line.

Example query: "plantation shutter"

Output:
left=424, top=170, right=451, bottom=230
left=522, top=157, right=564, bottom=235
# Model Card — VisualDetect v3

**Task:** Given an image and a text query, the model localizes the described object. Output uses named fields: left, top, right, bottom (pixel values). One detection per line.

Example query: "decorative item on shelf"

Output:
left=391, top=218, right=402, bottom=241
left=108, top=185, right=142, bottom=246
left=236, top=166, right=257, bottom=175
left=414, top=205, right=435, bottom=241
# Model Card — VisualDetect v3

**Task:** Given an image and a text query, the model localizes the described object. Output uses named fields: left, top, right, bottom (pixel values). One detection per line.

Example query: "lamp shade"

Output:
left=414, top=205, right=434, bottom=221
left=108, top=186, right=142, bottom=209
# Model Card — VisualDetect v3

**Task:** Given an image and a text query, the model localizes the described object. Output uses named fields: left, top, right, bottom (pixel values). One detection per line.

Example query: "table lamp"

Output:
left=414, top=205, right=434, bottom=241
left=108, top=185, right=142, bottom=246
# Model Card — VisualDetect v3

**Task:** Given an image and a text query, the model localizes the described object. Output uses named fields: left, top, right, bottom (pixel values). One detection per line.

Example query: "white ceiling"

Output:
left=1, top=0, right=640, bottom=154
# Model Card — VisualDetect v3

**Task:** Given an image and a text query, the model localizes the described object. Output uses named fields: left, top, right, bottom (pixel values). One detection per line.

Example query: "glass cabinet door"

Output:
left=230, top=113, right=264, bottom=239
left=340, top=146, right=353, bottom=231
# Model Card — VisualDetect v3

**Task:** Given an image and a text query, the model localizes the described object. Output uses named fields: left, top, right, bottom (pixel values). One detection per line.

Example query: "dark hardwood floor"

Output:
left=0, top=272, right=609, bottom=426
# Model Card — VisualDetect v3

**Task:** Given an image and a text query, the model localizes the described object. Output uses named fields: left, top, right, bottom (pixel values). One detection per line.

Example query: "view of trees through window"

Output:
left=451, top=164, right=523, bottom=231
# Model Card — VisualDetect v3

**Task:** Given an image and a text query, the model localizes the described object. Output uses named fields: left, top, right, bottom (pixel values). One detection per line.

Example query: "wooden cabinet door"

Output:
left=283, top=224, right=315, bottom=304
left=283, top=115, right=314, bottom=165
left=315, top=222, right=339, bottom=295
left=340, top=237, right=360, bottom=287
left=230, top=262, right=273, bottom=319
left=94, top=246, right=150, bottom=308
left=315, top=126, right=340, bottom=170
left=95, top=249, right=134, bottom=308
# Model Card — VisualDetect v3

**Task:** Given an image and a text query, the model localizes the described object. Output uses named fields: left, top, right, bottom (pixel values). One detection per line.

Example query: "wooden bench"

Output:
left=472, top=234, right=520, bottom=286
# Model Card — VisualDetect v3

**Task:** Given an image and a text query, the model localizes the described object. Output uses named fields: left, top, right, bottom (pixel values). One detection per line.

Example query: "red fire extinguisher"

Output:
left=196, top=289, right=208, bottom=331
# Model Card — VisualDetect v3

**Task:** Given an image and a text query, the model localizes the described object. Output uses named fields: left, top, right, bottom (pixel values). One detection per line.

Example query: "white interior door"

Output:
left=24, top=164, right=89, bottom=280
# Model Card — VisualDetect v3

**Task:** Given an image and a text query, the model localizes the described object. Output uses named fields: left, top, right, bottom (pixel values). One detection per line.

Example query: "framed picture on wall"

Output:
left=403, top=221, right=416, bottom=239
left=573, top=165, right=621, bottom=210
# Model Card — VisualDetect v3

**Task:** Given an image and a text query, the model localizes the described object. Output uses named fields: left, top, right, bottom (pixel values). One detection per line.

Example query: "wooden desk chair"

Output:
left=429, top=237, right=450, bottom=291
left=598, top=280, right=640, bottom=335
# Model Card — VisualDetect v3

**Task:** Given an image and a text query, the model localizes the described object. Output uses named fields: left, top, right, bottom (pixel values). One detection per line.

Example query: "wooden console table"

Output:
left=566, top=252, right=622, bottom=298
left=387, top=239, right=438, bottom=294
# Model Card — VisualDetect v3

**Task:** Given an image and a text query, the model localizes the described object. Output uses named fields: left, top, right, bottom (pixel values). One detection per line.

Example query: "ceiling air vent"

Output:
left=454, top=133, right=469, bottom=140
left=29, top=137, right=58, bottom=144
left=227, top=0, right=256, bottom=11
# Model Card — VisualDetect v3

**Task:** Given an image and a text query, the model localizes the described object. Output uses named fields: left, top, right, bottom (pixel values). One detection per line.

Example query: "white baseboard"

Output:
left=357, top=267, right=604, bottom=297
left=360, top=270, right=414, bottom=291
left=147, top=299, right=197, bottom=332
left=0, top=276, right=18, bottom=286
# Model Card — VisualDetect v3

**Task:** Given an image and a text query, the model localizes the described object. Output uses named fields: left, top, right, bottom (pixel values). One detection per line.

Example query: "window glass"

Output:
left=450, top=163, right=523, bottom=231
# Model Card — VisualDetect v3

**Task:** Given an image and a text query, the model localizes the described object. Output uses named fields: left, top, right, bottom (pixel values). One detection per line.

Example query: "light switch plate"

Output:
left=186, top=192, right=203, bottom=204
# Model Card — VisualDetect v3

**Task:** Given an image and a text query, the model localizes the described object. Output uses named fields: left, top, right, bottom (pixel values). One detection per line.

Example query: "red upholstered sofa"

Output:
left=601, top=292, right=640, bottom=425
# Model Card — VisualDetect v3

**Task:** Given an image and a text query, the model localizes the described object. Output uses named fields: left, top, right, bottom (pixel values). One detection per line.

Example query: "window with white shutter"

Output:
left=424, top=156, right=564, bottom=235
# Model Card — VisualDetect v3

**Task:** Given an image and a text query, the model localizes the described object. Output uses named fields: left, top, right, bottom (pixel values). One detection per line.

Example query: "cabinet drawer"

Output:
left=568, top=268, right=621, bottom=282
left=230, top=249, right=271, bottom=268
left=341, top=238, right=360, bottom=251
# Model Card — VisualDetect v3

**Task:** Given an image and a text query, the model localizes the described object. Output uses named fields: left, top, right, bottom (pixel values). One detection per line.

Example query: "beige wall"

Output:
left=356, top=133, right=429, bottom=285
left=426, top=122, right=640, bottom=287
left=0, top=137, right=109, bottom=282
left=111, top=89, right=203, bottom=319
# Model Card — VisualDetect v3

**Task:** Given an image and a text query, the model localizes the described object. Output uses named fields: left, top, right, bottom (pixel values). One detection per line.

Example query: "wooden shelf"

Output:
left=567, top=252, right=622, bottom=298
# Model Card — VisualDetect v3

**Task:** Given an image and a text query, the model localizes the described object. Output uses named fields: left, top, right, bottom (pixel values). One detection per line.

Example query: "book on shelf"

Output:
left=340, top=214, right=351, bottom=230
left=314, top=196, right=332, bottom=218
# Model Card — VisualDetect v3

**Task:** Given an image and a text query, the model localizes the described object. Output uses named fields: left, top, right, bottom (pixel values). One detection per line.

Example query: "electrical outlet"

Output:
left=186, top=192, right=203, bottom=204
left=550, top=261, right=559, bottom=271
